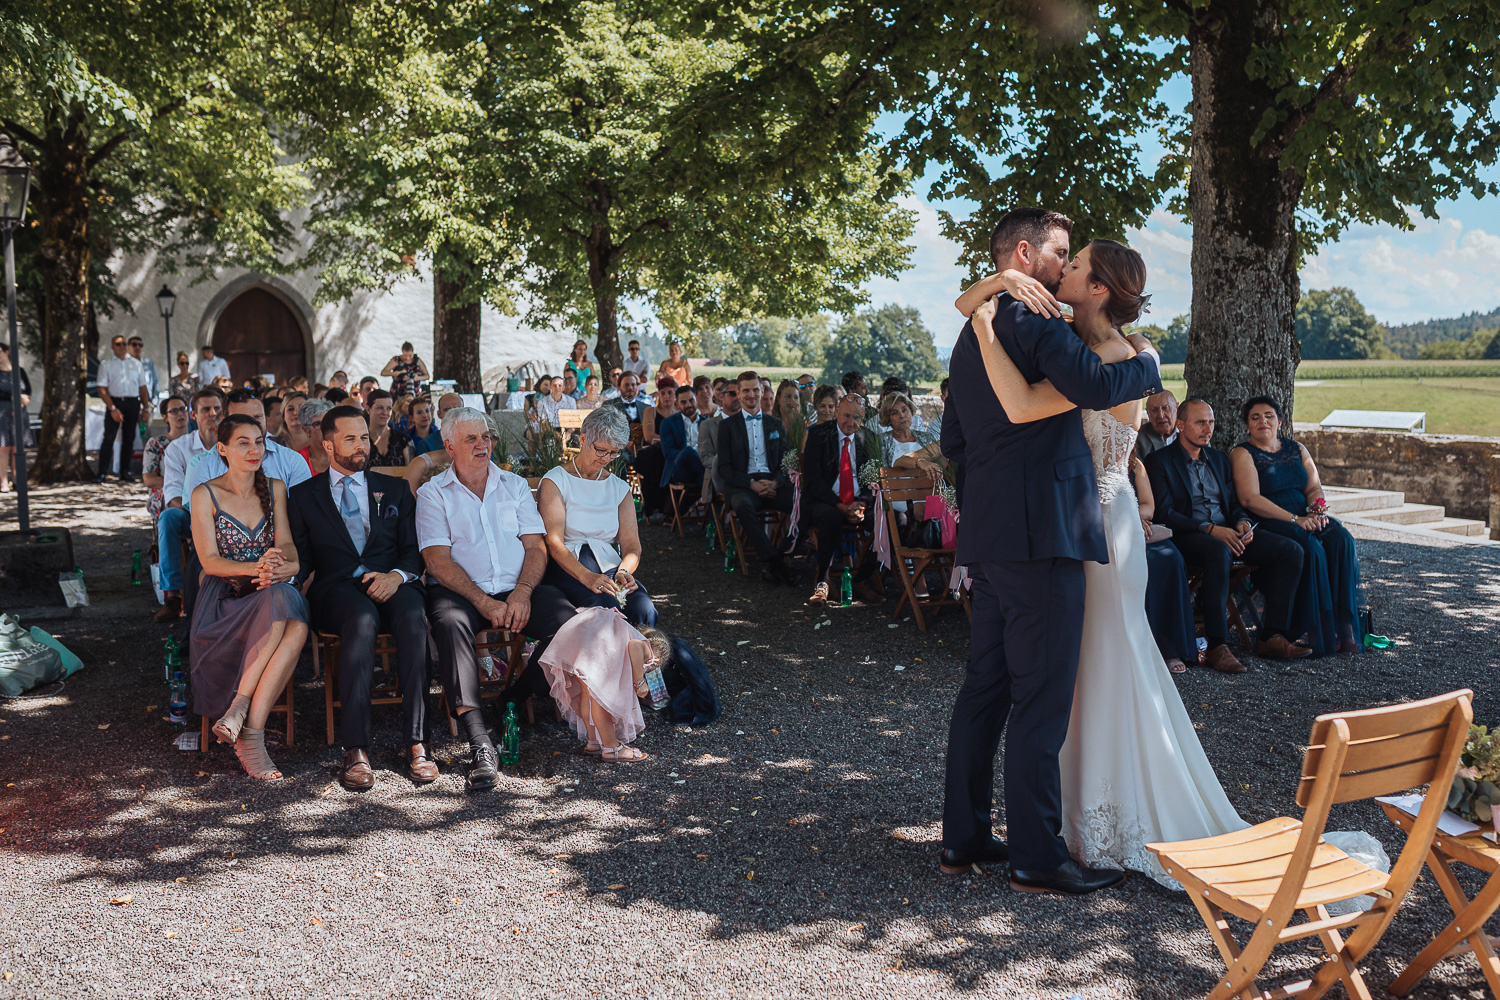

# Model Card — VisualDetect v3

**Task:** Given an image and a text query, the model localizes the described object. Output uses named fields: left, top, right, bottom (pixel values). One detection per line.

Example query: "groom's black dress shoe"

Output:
left=938, top=837, right=1010, bottom=875
left=1010, top=859, right=1126, bottom=896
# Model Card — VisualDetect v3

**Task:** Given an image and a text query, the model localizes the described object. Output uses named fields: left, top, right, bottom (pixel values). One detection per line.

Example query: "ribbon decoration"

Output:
left=870, top=483, right=892, bottom=570
left=784, top=470, right=802, bottom=544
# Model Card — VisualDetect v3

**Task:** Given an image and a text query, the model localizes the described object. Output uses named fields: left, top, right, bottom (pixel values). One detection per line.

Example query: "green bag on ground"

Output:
left=0, top=613, right=65, bottom=696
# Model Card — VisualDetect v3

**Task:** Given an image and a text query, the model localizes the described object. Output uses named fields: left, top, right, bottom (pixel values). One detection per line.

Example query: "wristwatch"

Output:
left=1200, top=521, right=1214, bottom=535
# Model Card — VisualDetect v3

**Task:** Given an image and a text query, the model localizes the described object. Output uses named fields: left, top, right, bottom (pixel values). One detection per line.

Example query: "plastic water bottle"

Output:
left=131, top=549, right=142, bottom=585
left=168, top=672, right=188, bottom=725
left=839, top=566, right=853, bottom=607
left=705, top=521, right=715, bottom=552
left=500, top=702, right=521, bottom=765
left=643, top=666, right=670, bottom=711
left=723, top=536, right=737, bottom=572
left=1363, top=633, right=1394, bottom=650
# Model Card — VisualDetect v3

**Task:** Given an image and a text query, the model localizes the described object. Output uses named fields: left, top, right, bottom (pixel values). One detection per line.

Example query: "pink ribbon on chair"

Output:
left=870, top=483, right=892, bottom=570
left=785, top=470, right=802, bottom=544
left=924, top=493, right=959, bottom=549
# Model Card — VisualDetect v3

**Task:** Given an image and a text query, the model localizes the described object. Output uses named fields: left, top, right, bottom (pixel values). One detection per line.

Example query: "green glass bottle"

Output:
left=705, top=521, right=715, bottom=552
left=500, top=702, right=521, bottom=765
left=839, top=566, right=853, bottom=607
left=723, top=536, right=737, bottom=572
left=131, top=549, right=142, bottom=585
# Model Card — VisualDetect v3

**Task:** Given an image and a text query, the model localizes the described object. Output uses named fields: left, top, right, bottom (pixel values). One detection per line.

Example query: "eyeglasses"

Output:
left=590, top=442, right=621, bottom=461
left=165, top=406, right=188, bottom=416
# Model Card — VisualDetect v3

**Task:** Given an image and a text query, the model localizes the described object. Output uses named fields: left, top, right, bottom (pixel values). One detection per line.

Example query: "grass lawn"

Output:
left=1159, top=377, right=1500, bottom=436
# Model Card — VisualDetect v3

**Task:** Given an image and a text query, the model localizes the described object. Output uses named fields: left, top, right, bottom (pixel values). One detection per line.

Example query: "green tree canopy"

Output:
left=1131, top=315, right=1190, bottom=365
left=1296, top=288, right=1387, bottom=360
left=820, top=305, right=940, bottom=388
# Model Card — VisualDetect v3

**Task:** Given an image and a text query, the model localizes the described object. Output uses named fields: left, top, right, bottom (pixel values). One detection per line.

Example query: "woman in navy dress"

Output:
left=1230, top=396, right=1362, bottom=657
left=1131, top=456, right=1197, bottom=673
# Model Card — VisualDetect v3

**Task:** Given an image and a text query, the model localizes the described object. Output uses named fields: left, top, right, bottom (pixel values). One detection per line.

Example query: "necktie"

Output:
left=839, top=437, right=855, bottom=504
left=339, top=476, right=367, bottom=570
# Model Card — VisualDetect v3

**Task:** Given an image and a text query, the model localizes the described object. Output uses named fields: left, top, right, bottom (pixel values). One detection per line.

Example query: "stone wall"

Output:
left=1293, top=425, right=1499, bottom=523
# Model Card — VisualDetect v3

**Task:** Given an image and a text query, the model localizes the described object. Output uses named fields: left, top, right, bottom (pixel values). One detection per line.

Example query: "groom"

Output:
left=939, top=208, right=1163, bottom=895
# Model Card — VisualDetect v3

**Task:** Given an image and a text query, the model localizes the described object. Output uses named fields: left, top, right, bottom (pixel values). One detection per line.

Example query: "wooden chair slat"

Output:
left=1151, top=816, right=1300, bottom=855
left=1319, top=758, right=1450, bottom=805
left=1211, top=857, right=1380, bottom=899
left=1188, top=842, right=1350, bottom=885
left=1302, top=724, right=1449, bottom=780
left=1308, top=692, right=1464, bottom=746
left=1161, top=828, right=1304, bottom=869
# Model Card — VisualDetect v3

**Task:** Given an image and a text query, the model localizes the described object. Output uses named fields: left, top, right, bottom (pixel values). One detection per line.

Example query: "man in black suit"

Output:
left=1143, top=397, right=1309, bottom=673
left=939, top=208, right=1163, bottom=896
left=717, top=370, right=795, bottom=585
left=800, top=395, right=882, bottom=604
left=289, top=404, right=436, bottom=792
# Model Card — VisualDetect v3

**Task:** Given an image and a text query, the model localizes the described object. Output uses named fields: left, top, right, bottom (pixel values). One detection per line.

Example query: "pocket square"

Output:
left=769, top=431, right=781, bottom=440
left=382, top=505, right=400, bottom=519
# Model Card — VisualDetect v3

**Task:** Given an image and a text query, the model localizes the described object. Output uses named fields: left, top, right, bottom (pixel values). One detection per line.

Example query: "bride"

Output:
left=954, top=240, right=1246, bottom=887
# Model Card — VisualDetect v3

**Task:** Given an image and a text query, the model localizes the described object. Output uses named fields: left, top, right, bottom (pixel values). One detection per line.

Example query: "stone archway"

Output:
left=209, top=286, right=308, bottom=387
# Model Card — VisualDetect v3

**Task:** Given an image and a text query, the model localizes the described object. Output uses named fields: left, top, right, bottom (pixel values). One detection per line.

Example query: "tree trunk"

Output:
left=432, top=255, right=482, bottom=393
left=1183, top=0, right=1304, bottom=449
left=33, top=117, right=94, bottom=483
left=585, top=221, right=622, bottom=372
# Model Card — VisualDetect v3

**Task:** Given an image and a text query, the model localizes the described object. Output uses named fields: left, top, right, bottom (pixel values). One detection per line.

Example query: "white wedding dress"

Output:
left=1058, top=409, right=1247, bottom=888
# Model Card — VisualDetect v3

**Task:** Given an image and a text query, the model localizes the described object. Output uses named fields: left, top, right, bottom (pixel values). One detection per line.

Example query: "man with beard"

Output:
left=288, top=405, right=434, bottom=791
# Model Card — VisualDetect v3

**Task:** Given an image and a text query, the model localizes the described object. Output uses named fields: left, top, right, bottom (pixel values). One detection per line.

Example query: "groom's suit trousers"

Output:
left=942, top=558, right=1085, bottom=871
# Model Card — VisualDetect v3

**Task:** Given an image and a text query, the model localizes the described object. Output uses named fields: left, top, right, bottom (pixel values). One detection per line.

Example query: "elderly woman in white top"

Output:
left=537, top=407, right=658, bottom=626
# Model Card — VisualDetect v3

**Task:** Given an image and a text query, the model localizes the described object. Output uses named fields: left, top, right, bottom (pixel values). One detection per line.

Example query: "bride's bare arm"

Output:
left=956, top=270, right=1063, bottom=319
left=972, top=297, right=1076, bottom=424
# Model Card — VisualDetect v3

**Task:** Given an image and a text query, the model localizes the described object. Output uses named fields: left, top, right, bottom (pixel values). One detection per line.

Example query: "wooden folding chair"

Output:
left=558, top=409, right=586, bottom=459
left=200, top=678, right=295, bottom=751
left=877, top=467, right=963, bottom=632
left=1188, top=561, right=1260, bottom=649
left=1148, top=689, right=1474, bottom=1000
left=442, top=628, right=536, bottom=734
left=316, top=631, right=404, bottom=745
left=723, top=505, right=788, bottom=573
left=667, top=482, right=709, bottom=537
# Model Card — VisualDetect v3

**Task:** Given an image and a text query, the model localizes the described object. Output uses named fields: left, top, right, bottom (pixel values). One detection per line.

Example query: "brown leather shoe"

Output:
left=1205, top=644, right=1246, bottom=673
left=853, top=578, right=885, bottom=605
left=1256, top=634, right=1314, bottom=660
left=406, top=743, right=439, bottom=784
left=154, top=592, right=182, bottom=623
left=1337, top=639, right=1360, bottom=654
left=339, top=748, right=375, bottom=791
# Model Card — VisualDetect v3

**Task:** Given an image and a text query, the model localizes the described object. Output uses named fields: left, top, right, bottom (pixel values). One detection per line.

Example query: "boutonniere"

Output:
left=373, top=491, right=385, bottom=516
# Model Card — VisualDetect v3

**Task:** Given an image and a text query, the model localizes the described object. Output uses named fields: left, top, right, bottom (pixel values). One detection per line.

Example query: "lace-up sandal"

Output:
left=600, top=744, right=649, bottom=764
left=234, top=727, right=283, bottom=780
left=212, top=694, right=251, bottom=745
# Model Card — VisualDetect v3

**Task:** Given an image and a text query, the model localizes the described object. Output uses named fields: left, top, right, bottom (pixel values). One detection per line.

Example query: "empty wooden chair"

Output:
left=558, top=409, right=586, bottom=459
left=877, top=466, right=963, bottom=632
left=1148, top=689, right=1473, bottom=1000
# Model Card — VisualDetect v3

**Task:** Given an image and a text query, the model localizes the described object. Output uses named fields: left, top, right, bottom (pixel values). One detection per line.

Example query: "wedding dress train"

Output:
left=1059, top=409, right=1247, bottom=888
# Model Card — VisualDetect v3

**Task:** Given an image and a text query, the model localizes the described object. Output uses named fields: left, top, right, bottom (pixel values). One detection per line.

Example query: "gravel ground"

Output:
left=1, top=481, right=1498, bottom=999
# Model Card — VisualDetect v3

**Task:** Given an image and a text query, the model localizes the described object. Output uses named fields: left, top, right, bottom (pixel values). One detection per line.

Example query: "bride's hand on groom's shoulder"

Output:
left=999, top=269, right=1063, bottom=318
left=1125, top=330, right=1154, bottom=356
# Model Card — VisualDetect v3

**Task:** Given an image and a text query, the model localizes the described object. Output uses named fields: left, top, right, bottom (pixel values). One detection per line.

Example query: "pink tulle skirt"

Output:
left=538, top=606, right=646, bottom=746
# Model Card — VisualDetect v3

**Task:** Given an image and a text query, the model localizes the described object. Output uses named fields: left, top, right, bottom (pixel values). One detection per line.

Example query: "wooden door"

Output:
left=210, top=287, right=307, bottom=388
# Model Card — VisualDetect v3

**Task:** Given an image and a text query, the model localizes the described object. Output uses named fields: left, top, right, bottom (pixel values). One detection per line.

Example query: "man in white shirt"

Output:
left=659, top=385, right=704, bottom=489
left=621, top=339, right=650, bottom=381
left=560, top=368, right=584, bottom=400
left=536, top=375, right=577, bottom=428
left=196, top=345, right=231, bottom=385
left=155, top=387, right=223, bottom=621
left=127, top=336, right=160, bottom=401
left=182, top=389, right=312, bottom=508
left=418, top=407, right=577, bottom=792
left=96, top=334, right=150, bottom=481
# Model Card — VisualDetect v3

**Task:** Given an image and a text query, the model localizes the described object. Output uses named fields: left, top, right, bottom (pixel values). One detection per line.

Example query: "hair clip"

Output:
left=1138, top=293, right=1153, bottom=315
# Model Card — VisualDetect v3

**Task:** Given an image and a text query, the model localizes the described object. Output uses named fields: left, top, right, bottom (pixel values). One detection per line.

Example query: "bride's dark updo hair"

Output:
left=1086, top=239, right=1150, bottom=328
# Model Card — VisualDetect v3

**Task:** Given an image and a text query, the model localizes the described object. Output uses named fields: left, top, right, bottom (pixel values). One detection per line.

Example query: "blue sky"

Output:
left=863, top=88, right=1500, bottom=349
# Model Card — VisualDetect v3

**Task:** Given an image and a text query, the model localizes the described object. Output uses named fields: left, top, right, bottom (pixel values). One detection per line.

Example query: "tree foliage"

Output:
left=1131, top=315, right=1190, bottom=365
left=1295, top=288, right=1387, bottom=360
left=819, top=305, right=940, bottom=387
left=1386, top=307, right=1500, bottom=358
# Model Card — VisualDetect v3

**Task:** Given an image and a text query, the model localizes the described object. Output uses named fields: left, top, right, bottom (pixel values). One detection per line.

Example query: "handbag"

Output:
left=223, top=576, right=259, bottom=599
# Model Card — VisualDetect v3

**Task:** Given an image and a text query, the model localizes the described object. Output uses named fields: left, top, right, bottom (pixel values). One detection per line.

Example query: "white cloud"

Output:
left=862, top=194, right=971, bottom=348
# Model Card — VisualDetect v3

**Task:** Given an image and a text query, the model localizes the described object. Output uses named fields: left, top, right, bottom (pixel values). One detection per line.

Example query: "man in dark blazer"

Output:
left=1143, top=397, right=1308, bottom=672
left=289, top=404, right=436, bottom=792
left=938, top=208, right=1163, bottom=896
left=658, top=385, right=705, bottom=488
left=800, top=394, right=881, bottom=604
left=717, top=370, right=795, bottom=585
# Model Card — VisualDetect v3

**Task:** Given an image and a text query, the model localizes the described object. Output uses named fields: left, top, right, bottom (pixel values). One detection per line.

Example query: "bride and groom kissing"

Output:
left=938, top=208, right=1245, bottom=895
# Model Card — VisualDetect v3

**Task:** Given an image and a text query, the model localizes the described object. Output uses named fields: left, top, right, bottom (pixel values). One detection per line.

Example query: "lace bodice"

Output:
left=1082, top=409, right=1138, bottom=504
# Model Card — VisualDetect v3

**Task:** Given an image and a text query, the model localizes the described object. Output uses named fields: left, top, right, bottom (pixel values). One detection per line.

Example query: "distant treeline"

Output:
left=1384, top=307, right=1500, bottom=358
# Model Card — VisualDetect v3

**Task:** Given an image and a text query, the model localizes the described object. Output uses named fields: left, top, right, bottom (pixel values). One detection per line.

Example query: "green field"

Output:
left=1157, top=378, right=1500, bottom=437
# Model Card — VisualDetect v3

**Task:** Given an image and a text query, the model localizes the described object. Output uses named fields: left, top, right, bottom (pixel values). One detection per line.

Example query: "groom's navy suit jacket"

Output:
left=940, top=294, right=1162, bottom=564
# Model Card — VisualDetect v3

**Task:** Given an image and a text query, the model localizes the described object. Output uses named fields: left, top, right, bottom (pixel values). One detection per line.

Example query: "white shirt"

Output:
left=537, top=392, right=577, bottom=428
left=197, top=355, right=231, bottom=383
left=328, top=468, right=415, bottom=582
left=540, top=466, right=631, bottom=573
left=831, top=428, right=858, bottom=499
left=162, top=430, right=214, bottom=504
left=416, top=463, right=544, bottom=595
left=135, top=356, right=161, bottom=399
left=98, top=354, right=148, bottom=398
left=622, top=357, right=650, bottom=379
left=679, top=413, right=702, bottom=452
left=184, top=436, right=312, bottom=510
left=742, top=410, right=769, bottom=475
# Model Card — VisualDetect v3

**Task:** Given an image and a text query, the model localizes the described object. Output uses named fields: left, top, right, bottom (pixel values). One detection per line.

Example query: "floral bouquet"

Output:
left=858, top=456, right=882, bottom=490
left=1448, top=723, right=1500, bottom=825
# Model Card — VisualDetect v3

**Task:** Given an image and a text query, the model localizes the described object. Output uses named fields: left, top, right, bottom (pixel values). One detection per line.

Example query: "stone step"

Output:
left=1321, top=486, right=1405, bottom=513
left=1358, top=503, right=1447, bottom=525
left=1430, top=517, right=1489, bottom=537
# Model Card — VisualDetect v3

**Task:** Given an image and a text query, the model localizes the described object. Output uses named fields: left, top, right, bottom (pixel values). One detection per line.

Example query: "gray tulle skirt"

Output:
left=189, top=577, right=308, bottom=718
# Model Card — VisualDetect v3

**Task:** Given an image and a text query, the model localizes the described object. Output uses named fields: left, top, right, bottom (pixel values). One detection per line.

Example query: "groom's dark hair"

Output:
left=990, top=208, right=1073, bottom=268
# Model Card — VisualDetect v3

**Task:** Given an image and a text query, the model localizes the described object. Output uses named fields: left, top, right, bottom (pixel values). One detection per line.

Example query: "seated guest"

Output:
left=881, top=392, right=941, bottom=473
left=189, top=414, right=309, bottom=780
left=155, top=388, right=224, bottom=622
left=659, top=384, right=705, bottom=490
left=808, top=384, right=841, bottom=433
left=697, top=379, right=740, bottom=506
left=1144, top=398, right=1309, bottom=672
left=718, top=370, right=795, bottom=585
left=796, top=374, right=816, bottom=415
left=289, top=405, right=435, bottom=791
left=658, top=339, right=691, bottom=387
left=693, top=376, right=715, bottom=419
left=418, top=407, right=578, bottom=791
left=601, top=367, right=624, bottom=400
left=642, top=376, right=678, bottom=445
left=539, top=607, right=661, bottom=762
left=879, top=376, right=926, bottom=432
left=276, top=391, right=310, bottom=452
left=297, top=398, right=334, bottom=474
left=1136, top=389, right=1179, bottom=458
left=560, top=368, right=584, bottom=400
left=407, top=395, right=444, bottom=455
left=636, top=376, right=677, bottom=517
left=604, top=372, right=649, bottom=450
left=328, top=370, right=350, bottom=392
left=143, top=395, right=191, bottom=523
left=537, top=374, right=578, bottom=430
left=185, top=389, right=312, bottom=507
left=577, top=375, right=603, bottom=410
left=437, top=392, right=464, bottom=423
left=325, top=387, right=350, bottom=405
left=169, top=352, right=201, bottom=405
left=800, top=395, right=882, bottom=605
left=1131, top=455, right=1196, bottom=673
left=262, top=392, right=284, bottom=440
left=354, top=376, right=380, bottom=410
left=539, top=407, right=658, bottom=626
left=364, top=389, right=411, bottom=467
left=771, top=380, right=805, bottom=434
left=841, top=370, right=867, bottom=399
left=1231, top=395, right=1362, bottom=656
